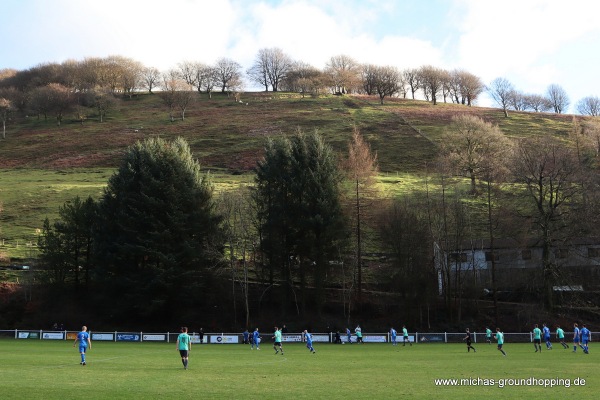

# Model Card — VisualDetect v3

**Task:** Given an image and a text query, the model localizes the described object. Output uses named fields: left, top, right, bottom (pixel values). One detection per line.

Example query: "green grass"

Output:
left=0, top=168, right=112, bottom=260
left=0, top=340, right=597, bottom=399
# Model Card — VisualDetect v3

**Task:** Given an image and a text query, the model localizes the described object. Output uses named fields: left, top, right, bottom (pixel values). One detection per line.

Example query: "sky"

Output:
left=1, top=0, right=599, bottom=111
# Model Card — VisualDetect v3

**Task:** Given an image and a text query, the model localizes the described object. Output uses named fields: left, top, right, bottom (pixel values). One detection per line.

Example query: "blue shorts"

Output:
left=79, top=345, right=87, bottom=353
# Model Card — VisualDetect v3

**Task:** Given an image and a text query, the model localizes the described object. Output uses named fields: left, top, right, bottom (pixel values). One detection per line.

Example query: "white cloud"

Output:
left=228, top=0, right=442, bottom=70
left=453, top=0, right=600, bottom=82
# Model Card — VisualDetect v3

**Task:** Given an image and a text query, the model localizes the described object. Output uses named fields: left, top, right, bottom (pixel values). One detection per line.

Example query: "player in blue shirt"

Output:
left=304, top=330, right=316, bottom=353
left=390, top=327, right=397, bottom=345
left=73, top=325, right=91, bottom=366
left=251, top=328, right=260, bottom=350
left=573, top=323, right=580, bottom=352
left=346, top=327, right=352, bottom=344
left=542, top=323, right=552, bottom=350
left=580, top=324, right=591, bottom=354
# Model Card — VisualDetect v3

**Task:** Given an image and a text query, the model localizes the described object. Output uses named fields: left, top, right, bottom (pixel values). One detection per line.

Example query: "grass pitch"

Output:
left=0, top=340, right=597, bottom=399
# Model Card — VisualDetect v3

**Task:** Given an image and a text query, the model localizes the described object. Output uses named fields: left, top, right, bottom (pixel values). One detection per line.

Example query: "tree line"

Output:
left=2, top=49, right=598, bottom=138
left=31, top=109, right=600, bottom=329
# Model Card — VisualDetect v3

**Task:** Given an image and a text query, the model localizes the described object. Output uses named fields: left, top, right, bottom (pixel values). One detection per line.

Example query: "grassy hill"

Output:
left=0, top=91, right=577, bottom=259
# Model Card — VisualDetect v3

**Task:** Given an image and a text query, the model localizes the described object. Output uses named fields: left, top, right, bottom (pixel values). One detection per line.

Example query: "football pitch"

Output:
left=0, top=340, right=597, bottom=399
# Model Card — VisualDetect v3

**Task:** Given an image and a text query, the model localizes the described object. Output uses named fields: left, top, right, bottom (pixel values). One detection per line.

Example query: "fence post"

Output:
left=444, top=332, right=447, bottom=343
left=115, top=331, right=117, bottom=342
left=14, top=329, right=17, bottom=339
left=474, top=332, right=477, bottom=343
left=415, top=332, right=418, bottom=343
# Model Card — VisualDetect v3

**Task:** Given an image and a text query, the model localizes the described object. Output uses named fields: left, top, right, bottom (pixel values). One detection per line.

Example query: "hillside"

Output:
left=0, top=92, right=578, bottom=256
left=0, top=92, right=576, bottom=170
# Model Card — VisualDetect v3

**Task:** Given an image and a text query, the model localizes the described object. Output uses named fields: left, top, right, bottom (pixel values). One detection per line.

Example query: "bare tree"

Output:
left=178, top=61, right=199, bottom=88
left=457, top=70, right=484, bottom=106
left=344, top=126, right=378, bottom=306
left=419, top=65, right=444, bottom=105
left=159, top=70, right=181, bottom=122
left=247, top=48, right=293, bottom=92
left=324, top=54, right=360, bottom=94
left=523, top=93, right=552, bottom=112
left=176, top=89, right=194, bottom=120
left=441, top=114, right=511, bottom=193
left=426, top=162, right=471, bottom=322
left=76, top=57, right=103, bottom=91
left=140, top=66, right=161, bottom=94
left=28, top=85, right=53, bottom=120
left=445, top=70, right=462, bottom=104
left=488, top=77, right=514, bottom=117
left=0, top=97, right=12, bottom=139
left=283, top=62, right=324, bottom=96
left=439, top=69, right=452, bottom=103
left=373, top=65, right=401, bottom=104
left=194, top=63, right=218, bottom=97
left=215, top=58, right=243, bottom=93
left=0, top=87, right=25, bottom=113
left=477, top=123, right=513, bottom=326
left=546, top=83, right=569, bottom=114
left=510, top=136, right=580, bottom=309
left=576, top=96, right=600, bottom=116
left=508, top=90, right=527, bottom=111
left=46, top=83, right=74, bottom=126
left=121, top=59, right=143, bottom=98
left=403, top=68, right=421, bottom=100
left=98, top=55, right=126, bottom=93
left=360, top=64, right=377, bottom=95
left=91, top=89, right=117, bottom=122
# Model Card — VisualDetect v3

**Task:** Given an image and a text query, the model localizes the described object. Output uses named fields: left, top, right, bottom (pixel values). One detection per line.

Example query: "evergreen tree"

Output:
left=38, top=196, right=97, bottom=287
left=254, top=130, right=347, bottom=315
left=94, top=137, right=223, bottom=322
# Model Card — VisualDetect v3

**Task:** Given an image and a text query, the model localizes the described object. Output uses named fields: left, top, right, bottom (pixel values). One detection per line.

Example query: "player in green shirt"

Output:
left=402, top=325, right=412, bottom=346
left=176, top=326, right=191, bottom=369
left=485, top=327, right=492, bottom=344
left=272, top=326, right=284, bottom=355
left=495, top=328, right=506, bottom=356
left=533, top=324, right=542, bottom=353
left=556, top=325, right=568, bottom=349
